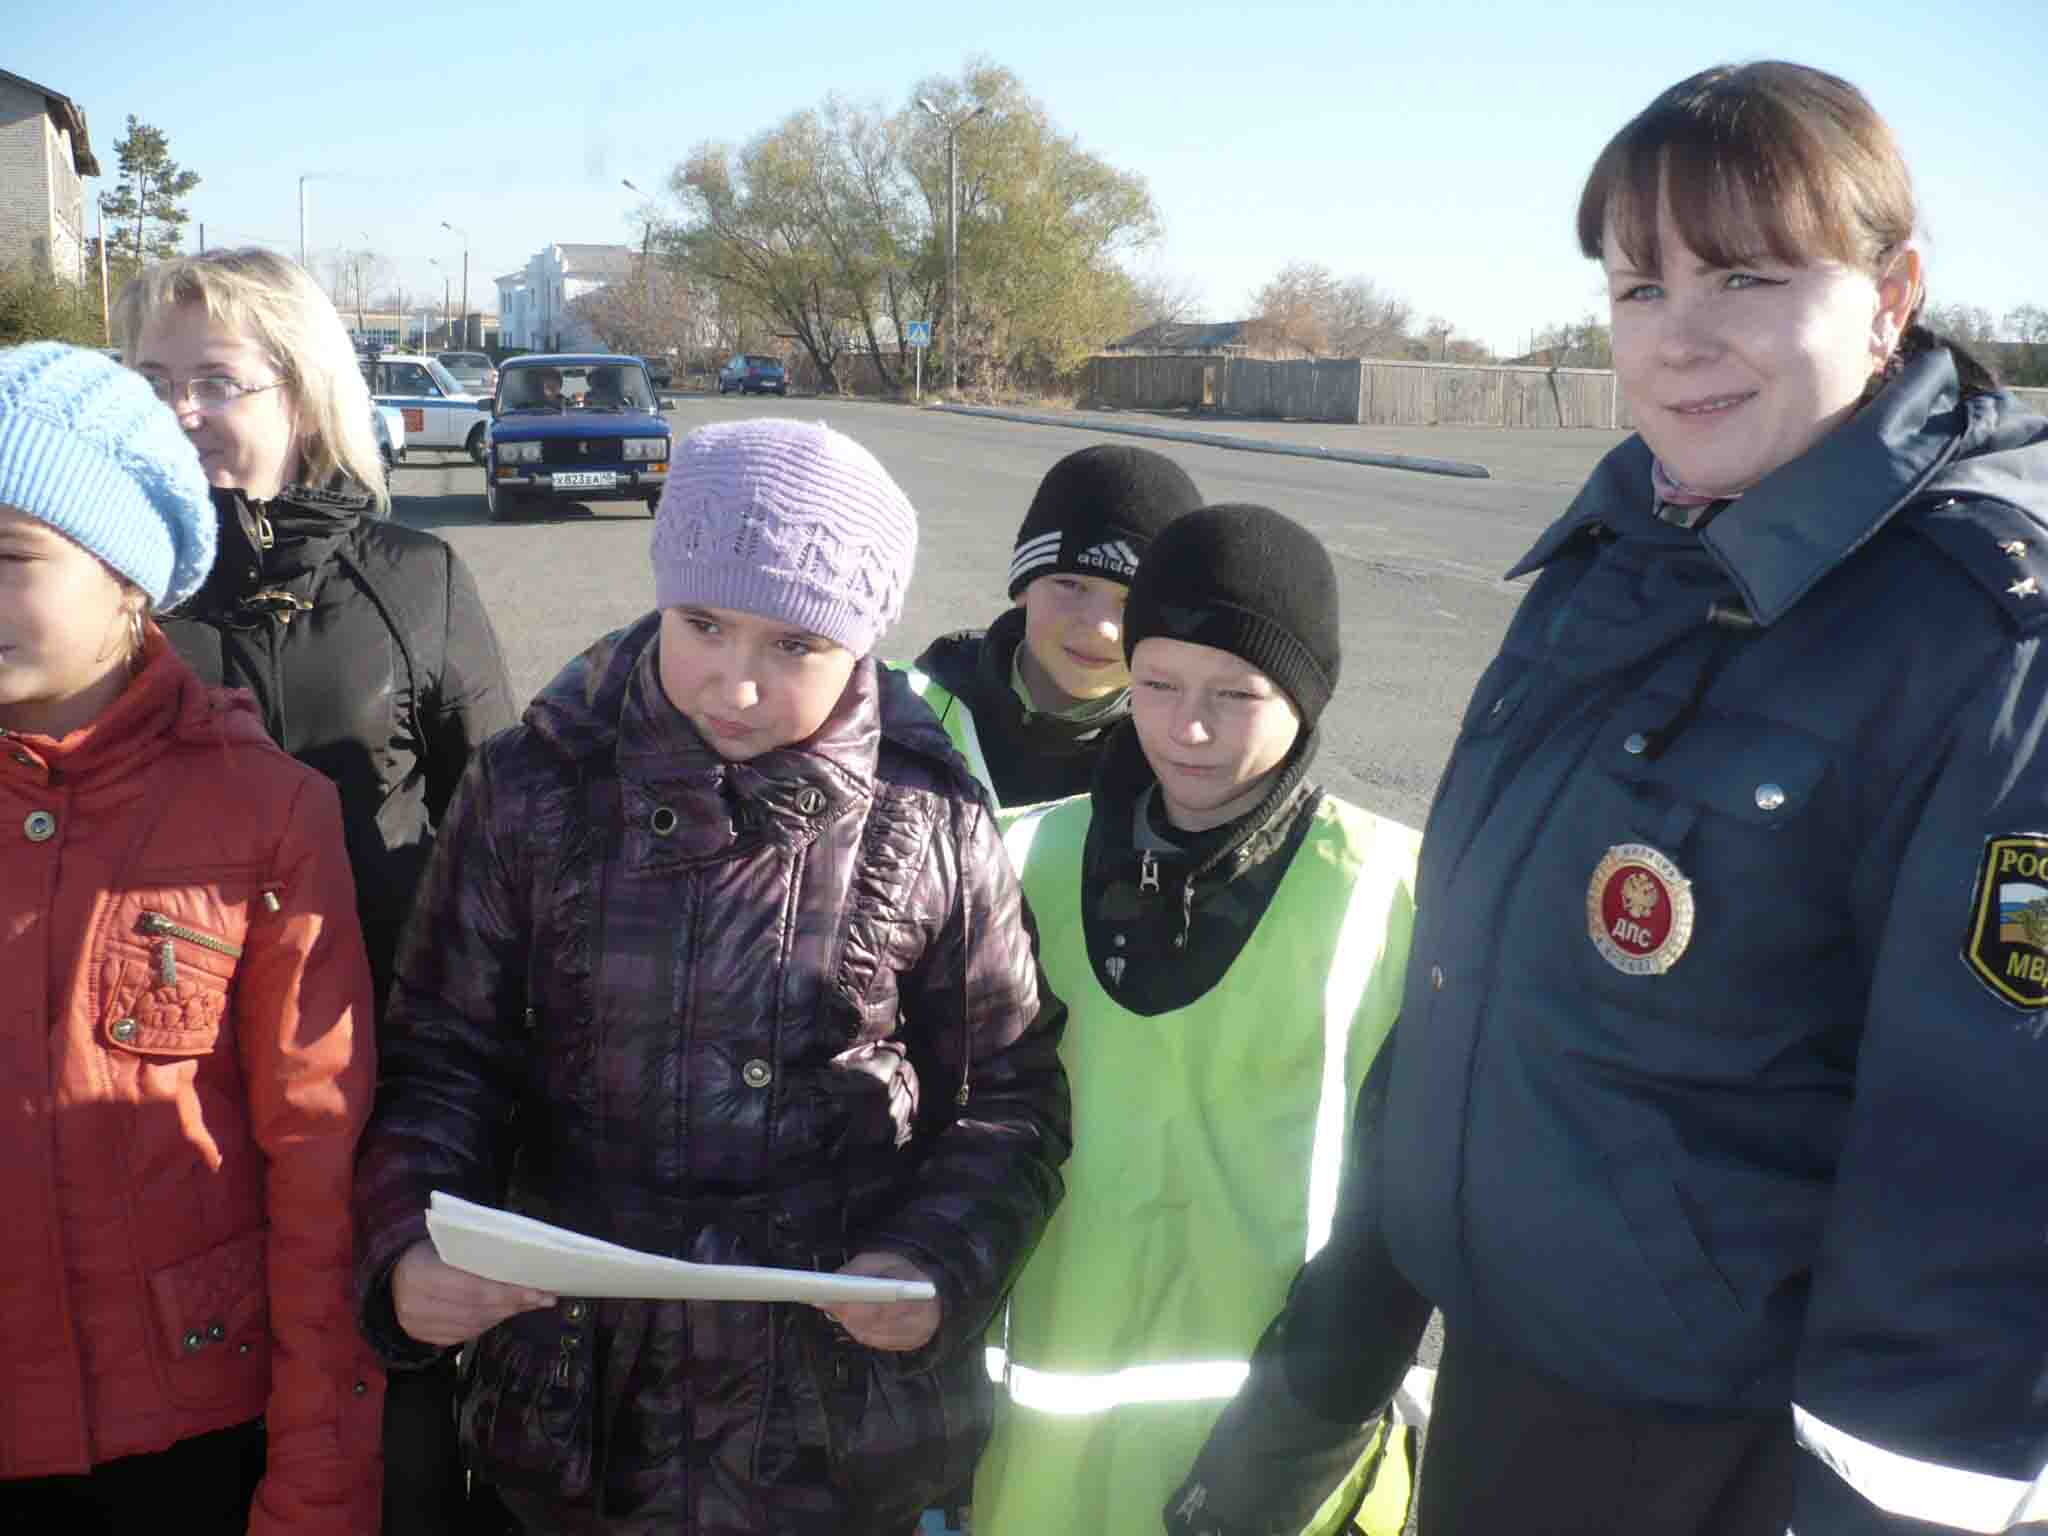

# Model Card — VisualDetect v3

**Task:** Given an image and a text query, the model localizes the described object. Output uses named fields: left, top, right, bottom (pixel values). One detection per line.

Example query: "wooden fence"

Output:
left=1083, top=354, right=1633, bottom=427
left=1084, top=358, right=2048, bottom=430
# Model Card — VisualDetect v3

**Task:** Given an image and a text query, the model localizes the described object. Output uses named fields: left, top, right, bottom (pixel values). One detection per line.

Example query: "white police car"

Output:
left=362, top=351, right=491, bottom=464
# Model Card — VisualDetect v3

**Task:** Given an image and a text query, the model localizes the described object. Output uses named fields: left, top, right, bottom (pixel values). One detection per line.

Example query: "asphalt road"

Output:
left=391, top=394, right=1622, bottom=831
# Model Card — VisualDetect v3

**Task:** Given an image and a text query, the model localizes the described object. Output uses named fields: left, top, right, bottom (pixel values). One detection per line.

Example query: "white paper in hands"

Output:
left=425, top=1191, right=937, bottom=1305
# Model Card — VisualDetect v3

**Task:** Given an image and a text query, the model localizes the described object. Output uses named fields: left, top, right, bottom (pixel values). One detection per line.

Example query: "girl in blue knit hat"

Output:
left=0, top=342, right=382, bottom=1533
left=353, top=417, right=1071, bottom=1535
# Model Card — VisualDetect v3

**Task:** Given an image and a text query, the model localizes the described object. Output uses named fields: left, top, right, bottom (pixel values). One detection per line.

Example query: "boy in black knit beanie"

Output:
left=974, top=504, right=1421, bottom=1536
left=903, top=443, right=1200, bottom=807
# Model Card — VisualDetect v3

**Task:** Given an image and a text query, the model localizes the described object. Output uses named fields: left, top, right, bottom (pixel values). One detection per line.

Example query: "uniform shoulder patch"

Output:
left=1962, top=833, right=2048, bottom=1009
left=1911, top=497, right=2048, bottom=630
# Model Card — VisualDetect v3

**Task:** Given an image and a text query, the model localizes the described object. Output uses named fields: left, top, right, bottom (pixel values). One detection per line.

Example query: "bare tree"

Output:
left=1248, top=261, right=1414, bottom=358
left=1127, top=267, right=1205, bottom=331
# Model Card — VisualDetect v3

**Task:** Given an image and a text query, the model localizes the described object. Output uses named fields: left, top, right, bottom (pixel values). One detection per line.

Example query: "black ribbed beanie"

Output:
left=1120, top=503, right=1341, bottom=726
left=1007, top=444, right=1202, bottom=598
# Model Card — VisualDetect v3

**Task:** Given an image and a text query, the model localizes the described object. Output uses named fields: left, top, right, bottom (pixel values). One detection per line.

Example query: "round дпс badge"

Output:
left=1587, top=843, right=1695, bottom=975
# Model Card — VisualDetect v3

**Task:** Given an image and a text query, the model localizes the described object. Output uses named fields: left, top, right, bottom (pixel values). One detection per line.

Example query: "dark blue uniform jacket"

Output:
left=1379, top=349, right=2048, bottom=1534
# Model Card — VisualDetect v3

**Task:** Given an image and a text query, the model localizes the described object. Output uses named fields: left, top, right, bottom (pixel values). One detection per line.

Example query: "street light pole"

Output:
left=442, top=221, right=469, bottom=351
left=622, top=179, right=654, bottom=309
left=431, top=258, right=449, bottom=350
left=916, top=98, right=984, bottom=394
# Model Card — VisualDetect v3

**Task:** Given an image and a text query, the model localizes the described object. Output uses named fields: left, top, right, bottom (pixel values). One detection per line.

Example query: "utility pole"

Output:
left=96, top=199, right=111, bottom=344
left=442, top=221, right=469, bottom=350
left=916, top=98, right=985, bottom=394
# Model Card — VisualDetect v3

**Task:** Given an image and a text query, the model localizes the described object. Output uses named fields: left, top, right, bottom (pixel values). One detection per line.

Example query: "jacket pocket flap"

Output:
left=148, top=1227, right=268, bottom=1362
left=104, top=961, right=228, bottom=1056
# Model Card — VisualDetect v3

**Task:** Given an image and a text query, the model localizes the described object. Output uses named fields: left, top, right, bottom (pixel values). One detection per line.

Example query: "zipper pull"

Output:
left=260, top=887, right=282, bottom=914
left=1176, top=877, right=1195, bottom=949
left=1139, top=850, right=1160, bottom=893
left=155, top=939, right=178, bottom=988
left=255, top=510, right=275, bottom=551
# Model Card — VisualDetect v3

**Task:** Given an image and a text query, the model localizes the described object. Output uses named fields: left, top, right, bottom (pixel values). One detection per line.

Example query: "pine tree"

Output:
left=93, top=116, right=201, bottom=286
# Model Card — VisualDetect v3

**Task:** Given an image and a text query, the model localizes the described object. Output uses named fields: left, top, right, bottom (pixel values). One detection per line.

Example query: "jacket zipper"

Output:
left=137, top=911, right=245, bottom=962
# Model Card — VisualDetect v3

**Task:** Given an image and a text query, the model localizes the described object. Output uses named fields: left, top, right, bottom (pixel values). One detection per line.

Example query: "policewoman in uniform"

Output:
left=972, top=505, right=1421, bottom=1536
left=1268, top=62, right=2048, bottom=1536
left=904, top=444, right=1201, bottom=806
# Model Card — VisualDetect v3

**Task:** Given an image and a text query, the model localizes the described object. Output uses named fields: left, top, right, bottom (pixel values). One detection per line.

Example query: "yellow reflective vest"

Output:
left=899, top=668, right=995, bottom=802
left=974, top=791, right=1421, bottom=1536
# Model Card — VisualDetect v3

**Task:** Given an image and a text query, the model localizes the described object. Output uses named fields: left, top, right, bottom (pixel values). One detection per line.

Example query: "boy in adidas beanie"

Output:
left=905, top=443, right=1201, bottom=807
left=974, top=502, right=1422, bottom=1536
left=355, top=418, right=1071, bottom=1536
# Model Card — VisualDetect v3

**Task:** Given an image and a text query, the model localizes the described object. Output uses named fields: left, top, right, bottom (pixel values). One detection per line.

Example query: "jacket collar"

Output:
left=528, top=613, right=882, bottom=863
left=1507, top=348, right=1971, bottom=625
left=0, top=630, right=268, bottom=792
left=974, top=606, right=1132, bottom=746
left=193, top=481, right=370, bottom=608
left=1086, top=715, right=1320, bottom=886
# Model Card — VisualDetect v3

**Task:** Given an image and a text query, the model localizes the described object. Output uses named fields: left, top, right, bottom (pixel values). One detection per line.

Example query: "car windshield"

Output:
left=501, top=363, right=654, bottom=413
left=441, top=354, right=489, bottom=370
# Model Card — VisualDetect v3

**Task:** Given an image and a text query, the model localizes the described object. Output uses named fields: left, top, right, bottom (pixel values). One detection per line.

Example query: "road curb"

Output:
left=931, top=403, right=1491, bottom=480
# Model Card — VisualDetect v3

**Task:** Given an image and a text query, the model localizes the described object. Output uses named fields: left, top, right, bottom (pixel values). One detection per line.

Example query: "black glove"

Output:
left=1161, top=1311, right=1389, bottom=1536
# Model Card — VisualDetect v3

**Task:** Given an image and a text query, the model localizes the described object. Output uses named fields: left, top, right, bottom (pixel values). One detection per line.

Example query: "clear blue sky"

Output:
left=18, top=0, right=2047, bottom=354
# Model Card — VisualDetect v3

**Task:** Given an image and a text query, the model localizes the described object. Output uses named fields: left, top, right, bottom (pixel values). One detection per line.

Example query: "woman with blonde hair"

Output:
left=117, top=247, right=515, bottom=1535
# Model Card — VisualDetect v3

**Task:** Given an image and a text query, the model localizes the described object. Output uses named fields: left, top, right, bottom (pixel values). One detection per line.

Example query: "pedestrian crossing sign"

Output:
left=907, top=321, right=932, bottom=347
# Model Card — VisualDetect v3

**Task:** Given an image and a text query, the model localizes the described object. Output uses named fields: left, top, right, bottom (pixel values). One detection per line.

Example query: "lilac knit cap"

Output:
left=651, top=419, right=918, bottom=655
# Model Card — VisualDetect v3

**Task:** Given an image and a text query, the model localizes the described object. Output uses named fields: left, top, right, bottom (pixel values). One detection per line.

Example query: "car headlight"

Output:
left=622, top=437, right=669, bottom=461
left=498, top=441, right=541, bottom=464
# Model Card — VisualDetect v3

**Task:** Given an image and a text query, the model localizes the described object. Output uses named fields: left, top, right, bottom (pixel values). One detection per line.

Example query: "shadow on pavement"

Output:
left=389, top=489, right=645, bottom=532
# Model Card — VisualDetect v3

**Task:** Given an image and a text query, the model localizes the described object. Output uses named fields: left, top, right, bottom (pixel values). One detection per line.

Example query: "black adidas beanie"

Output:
left=1121, top=503, right=1341, bottom=727
left=1006, top=444, right=1202, bottom=599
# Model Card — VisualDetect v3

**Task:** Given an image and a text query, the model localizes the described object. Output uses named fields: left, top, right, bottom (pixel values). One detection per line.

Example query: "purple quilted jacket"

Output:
left=353, top=614, right=1070, bottom=1534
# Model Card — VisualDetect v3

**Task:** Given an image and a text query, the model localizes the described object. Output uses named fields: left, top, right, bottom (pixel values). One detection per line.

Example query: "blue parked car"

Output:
left=717, top=352, right=788, bottom=396
left=483, top=354, right=672, bottom=521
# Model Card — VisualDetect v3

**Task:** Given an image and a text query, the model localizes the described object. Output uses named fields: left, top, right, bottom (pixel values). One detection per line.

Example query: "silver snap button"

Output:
left=1754, top=782, right=1786, bottom=812
left=1113, top=933, right=1126, bottom=948
left=650, top=806, right=678, bottom=836
left=564, top=1300, right=588, bottom=1322
left=206, top=1320, right=226, bottom=1341
left=1622, top=733, right=1647, bottom=756
left=1430, top=965, right=1444, bottom=990
left=741, top=1058, right=772, bottom=1088
left=236, top=1342, right=251, bottom=1355
left=353, top=1379, right=369, bottom=1396
left=23, top=809, right=56, bottom=841
left=111, top=1018, right=138, bottom=1043
left=182, top=1329, right=205, bottom=1353
left=795, top=786, right=826, bottom=816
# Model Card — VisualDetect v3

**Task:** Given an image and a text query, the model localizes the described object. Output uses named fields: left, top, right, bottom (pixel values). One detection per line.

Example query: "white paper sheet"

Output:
left=425, top=1191, right=937, bottom=1305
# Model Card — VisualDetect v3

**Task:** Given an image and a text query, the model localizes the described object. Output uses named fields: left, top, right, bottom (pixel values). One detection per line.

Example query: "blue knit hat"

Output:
left=0, top=341, right=215, bottom=610
left=652, top=419, right=917, bottom=655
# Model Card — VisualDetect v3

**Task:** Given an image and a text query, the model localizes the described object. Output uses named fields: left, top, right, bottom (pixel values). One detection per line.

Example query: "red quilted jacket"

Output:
left=0, top=633, right=383, bottom=1534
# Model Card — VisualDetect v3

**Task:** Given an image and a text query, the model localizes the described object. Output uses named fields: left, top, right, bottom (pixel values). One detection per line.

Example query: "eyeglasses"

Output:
left=138, top=372, right=287, bottom=412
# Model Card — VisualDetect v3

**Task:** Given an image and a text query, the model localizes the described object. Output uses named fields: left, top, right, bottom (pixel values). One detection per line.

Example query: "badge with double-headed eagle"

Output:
left=1587, top=843, right=1695, bottom=975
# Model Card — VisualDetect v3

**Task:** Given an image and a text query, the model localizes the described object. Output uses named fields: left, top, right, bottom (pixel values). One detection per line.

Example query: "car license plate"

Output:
left=553, top=471, right=616, bottom=490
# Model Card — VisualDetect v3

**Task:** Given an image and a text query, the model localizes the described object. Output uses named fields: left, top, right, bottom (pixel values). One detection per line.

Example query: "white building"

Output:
left=0, top=67, right=98, bottom=282
left=495, top=242, right=635, bottom=350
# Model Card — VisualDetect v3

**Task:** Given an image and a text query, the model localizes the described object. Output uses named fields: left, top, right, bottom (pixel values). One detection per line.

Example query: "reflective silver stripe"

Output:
left=1005, top=1357, right=1251, bottom=1415
left=1393, top=1364, right=1437, bottom=1429
left=1793, top=1404, right=2042, bottom=1532
left=951, top=700, right=992, bottom=796
left=903, top=668, right=994, bottom=799
left=1305, top=831, right=1408, bottom=1258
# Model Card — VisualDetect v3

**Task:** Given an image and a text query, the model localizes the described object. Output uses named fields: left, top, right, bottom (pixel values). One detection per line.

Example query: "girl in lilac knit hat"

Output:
left=354, top=418, right=1071, bottom=1535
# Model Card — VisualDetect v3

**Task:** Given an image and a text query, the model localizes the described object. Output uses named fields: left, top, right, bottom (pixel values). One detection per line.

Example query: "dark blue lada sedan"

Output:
left=484, top=353, right=672, bottom=520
